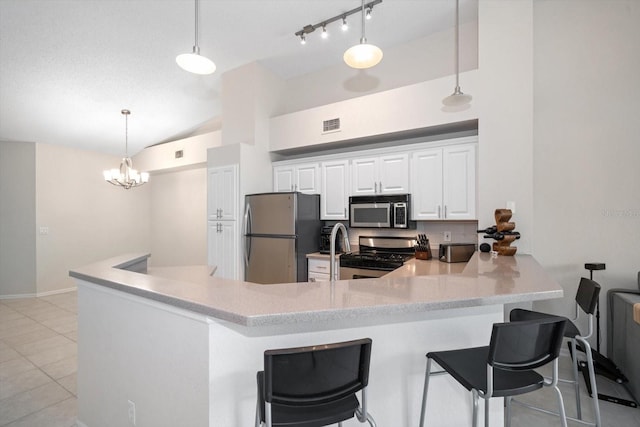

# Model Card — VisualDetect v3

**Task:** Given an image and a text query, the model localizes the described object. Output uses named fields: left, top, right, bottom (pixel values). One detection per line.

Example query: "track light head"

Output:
left=341, top=16, right=348, bottom=31
left=321, top=24, right=328, bottom=39
left=300, top=34, right=306, bottom=45
left=366, top=6, right=372, bottom=19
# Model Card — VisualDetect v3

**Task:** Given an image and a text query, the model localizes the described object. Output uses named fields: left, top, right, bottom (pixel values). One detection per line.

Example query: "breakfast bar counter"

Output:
left=70, top=252, right=562, bottom=427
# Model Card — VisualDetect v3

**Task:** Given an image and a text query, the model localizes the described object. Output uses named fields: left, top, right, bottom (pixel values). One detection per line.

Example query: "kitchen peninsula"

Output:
left=70, top=252, right=562, bottom=427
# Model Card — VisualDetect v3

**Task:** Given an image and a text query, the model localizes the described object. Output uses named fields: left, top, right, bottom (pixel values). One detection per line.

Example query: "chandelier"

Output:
left=103, top=109, right=149, bottom=189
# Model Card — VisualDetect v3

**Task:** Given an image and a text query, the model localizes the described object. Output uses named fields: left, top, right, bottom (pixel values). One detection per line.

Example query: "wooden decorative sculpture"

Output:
left=477, top=209, right=521, bottom=256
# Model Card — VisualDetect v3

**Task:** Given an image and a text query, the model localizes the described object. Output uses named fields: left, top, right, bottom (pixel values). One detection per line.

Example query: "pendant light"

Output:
left=103, top=110, right=149, bottom=189
left=343, top=0, right=383, bottom=69
left=176, top=0, right=216, bottom=75
left=442, top=0, right=472, bottom=106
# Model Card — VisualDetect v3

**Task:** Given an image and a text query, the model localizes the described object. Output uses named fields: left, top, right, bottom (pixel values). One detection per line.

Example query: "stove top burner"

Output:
left=340, top=251, right=414, bottom=271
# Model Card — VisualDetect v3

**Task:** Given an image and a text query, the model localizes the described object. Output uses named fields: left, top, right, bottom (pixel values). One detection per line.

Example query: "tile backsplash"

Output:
left=325, top=220, right=479, bottom=249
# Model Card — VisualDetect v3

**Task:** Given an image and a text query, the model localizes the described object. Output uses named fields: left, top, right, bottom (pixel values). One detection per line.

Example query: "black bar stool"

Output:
left=255, top=338, right=377, bottom=427
left=419, top=317, right=568, bottom=427
left=509, top=277, right=602, bottom=426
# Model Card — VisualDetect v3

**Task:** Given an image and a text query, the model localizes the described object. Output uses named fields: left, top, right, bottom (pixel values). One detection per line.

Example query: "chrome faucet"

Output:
left=329, top=222, right=350, bottom=281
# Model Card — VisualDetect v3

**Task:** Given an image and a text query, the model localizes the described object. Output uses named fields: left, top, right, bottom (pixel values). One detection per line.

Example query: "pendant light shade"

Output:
left=344, top=0, right=382, bottom=69
left=177, top=0, right=216, bottom=75
left=443, top=0, right=471, bottom=106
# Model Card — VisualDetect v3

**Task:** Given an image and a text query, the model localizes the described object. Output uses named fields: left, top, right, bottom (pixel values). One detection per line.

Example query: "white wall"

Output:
left=531, top=0, right=640, bottom=353
left=35, top=143, right=150, bottom=294
left=148, top=168, right=207, bottom=267
left=477, top=0, right=534, bottom=255
left=0, top=141, right=36, bottom=297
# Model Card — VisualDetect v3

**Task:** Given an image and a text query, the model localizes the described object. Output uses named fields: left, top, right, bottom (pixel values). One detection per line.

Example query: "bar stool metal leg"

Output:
left=577, top=336, right=602, bottom=427
left=505, top=396, right=512, bottom=427
left=570, top=338, right=583, bottom=419
left=419, top=358, right=433, bottom=427
left=471, top=389, right=479, bottom=427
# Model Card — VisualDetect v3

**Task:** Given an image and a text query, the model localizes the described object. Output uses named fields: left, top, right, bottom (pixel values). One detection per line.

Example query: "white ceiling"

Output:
left=0, top=0, right=477, bottom=157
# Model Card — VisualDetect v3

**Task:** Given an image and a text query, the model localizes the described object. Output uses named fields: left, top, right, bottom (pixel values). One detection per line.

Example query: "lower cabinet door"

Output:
left=208, top=221, right=238, bottom=280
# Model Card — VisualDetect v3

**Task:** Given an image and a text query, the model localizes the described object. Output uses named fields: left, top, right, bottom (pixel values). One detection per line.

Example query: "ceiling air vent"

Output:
left=322, top=118, right=341, bottom=134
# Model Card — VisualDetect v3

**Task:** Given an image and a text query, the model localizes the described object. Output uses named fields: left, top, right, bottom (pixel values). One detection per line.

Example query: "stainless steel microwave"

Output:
left=349, top=194, right=412, bottom=228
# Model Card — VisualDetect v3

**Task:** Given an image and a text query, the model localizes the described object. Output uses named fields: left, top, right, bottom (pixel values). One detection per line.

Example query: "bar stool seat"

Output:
left=429, top=346, right=546, bottom=398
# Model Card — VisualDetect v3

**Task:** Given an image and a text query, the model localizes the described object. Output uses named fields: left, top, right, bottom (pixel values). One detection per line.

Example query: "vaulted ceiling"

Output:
left=0, top=0, right=477, bottom=156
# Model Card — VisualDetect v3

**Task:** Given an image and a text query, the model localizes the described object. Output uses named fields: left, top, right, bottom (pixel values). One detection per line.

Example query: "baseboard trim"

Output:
left=0, top=286, right=77, bottom=300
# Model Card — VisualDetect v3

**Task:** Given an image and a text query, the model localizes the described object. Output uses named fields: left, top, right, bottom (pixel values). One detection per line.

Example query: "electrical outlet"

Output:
left=444, top=231, right=452, bottom=242
left=128, top=400, right=136, bottom=426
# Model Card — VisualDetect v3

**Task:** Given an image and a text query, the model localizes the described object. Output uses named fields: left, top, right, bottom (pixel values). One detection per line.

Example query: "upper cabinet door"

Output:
left=208, top=165, right=238, bottom=221
left=379, top=154, right=409, bottom=194
left=442, top=144, right=476, bottom=220
left=411, top=149, right=444, bottom=220
left=273, top=163, right=320, bottom=194
left=295, top=163, right=321, bottom=194
left=351, top=157, right=379, bottom=195
left=321, top=160, right=349, bottom=220
left=273, top=165, right=295, bottom=192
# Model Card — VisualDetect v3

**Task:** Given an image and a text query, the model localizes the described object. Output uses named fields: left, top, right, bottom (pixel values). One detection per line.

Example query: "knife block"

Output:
left=415, top=250, right=432, bottom=260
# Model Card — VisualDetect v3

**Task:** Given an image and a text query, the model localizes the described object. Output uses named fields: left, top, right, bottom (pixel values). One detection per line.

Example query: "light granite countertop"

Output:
left=70, top=251, right=563, bottom=327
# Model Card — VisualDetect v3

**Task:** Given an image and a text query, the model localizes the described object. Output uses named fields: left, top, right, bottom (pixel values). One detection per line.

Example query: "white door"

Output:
left=351, top=157, right=378, bottom=195
left=295, top=163, right=320, bottom=194
left=379, top=154, right=409, bottom=194
left=321, top=160, right=349, bottom=220
left=273, top=165, right=295, bottom=192
left=411, top=149, right=444, bottom=220
left=443, top=144, right=476, bottom=220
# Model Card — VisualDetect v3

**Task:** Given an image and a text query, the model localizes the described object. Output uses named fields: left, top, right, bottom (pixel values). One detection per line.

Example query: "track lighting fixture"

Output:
left=295, top=0, right=382, bottom=66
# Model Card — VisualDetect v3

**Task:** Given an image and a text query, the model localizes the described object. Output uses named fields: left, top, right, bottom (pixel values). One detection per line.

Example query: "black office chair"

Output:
left=419, top=317, right=568, bottom=427
left=255, top=338, right=377, bottom=427
left=510, top=277, right=602, bottom=426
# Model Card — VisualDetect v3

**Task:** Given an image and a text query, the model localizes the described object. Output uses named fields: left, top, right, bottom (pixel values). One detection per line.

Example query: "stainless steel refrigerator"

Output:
left=243, top=192, right=320, bottom=284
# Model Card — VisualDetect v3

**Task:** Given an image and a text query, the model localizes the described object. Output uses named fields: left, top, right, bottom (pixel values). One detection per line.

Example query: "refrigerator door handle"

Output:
left=243, top=202, right=252, bottom=267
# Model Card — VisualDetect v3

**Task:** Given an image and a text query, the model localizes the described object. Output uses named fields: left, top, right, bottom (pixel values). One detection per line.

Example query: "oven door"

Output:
left=339, top=266, right=389, bottom=280
left=349, top=203, right=391, bottom=228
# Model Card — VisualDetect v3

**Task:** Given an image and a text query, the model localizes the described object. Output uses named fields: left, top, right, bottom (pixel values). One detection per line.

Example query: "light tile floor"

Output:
left=0, top=292, right=77, bottom=427
left=1, top=291, right=639, bottom=426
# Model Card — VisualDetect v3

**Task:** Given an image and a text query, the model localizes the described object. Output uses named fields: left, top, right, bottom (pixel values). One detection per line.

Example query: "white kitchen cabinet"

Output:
left=320, top=160, right=349, bottom=220
left=273, top=163, right=320, bottom=194
left=208, top=221, right=238, bottom=280
left=207, top=165, right=238, bottom=221
left=351, top=154, right=409, bottom=195
left=307, top=257, right=337, bottom=282
left=411, top=144, right=476, bottom=220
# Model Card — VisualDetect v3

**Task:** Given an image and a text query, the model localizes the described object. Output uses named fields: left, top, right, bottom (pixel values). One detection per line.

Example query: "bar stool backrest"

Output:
left=488, top=317, right=567, bottom=371
left=576, top=277, right=601, bottom=315
left=264, top=338, right=372, bottom=406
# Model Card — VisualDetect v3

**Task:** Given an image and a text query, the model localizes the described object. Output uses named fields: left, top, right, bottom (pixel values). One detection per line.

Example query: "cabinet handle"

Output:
left=344, top=208, right=347, bottom=218
left=316, top=265, right=327, bottom=270
left=374, top=182, right=378, bottom=193
left=444, top=205, right=448, bottom=219
left=437, top=205, right=441, bottom=219
left=309, top=278, right=316, bottom=282
left=379, top=181, right=382, bottom=193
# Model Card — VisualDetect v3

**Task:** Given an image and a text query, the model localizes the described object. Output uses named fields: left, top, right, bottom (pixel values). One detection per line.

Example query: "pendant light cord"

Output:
left=454, top=0, right=460, bottom=88
left=360, top=0, right=366, bottom=44
left=194, top=0, right=199, bottom=49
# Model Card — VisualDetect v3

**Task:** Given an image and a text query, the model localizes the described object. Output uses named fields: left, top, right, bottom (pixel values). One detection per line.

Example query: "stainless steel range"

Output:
left=339, top=236, right=416, bottom=279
